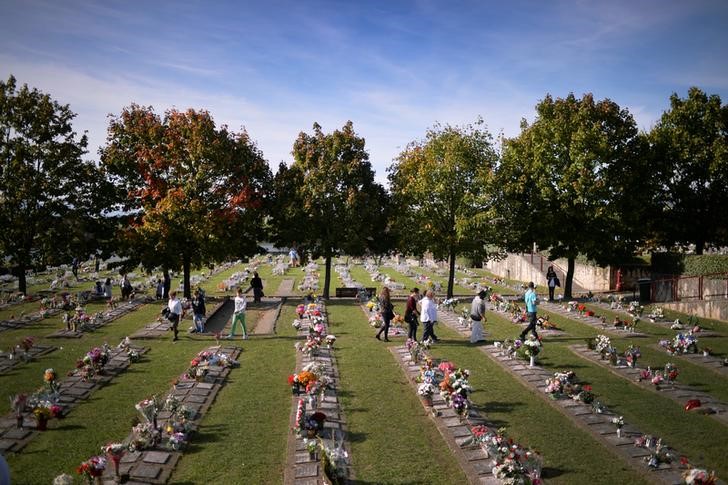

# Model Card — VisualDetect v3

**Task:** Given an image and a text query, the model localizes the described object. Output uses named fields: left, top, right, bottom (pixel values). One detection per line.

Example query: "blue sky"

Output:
left=2, top=0, right=727, bottom=184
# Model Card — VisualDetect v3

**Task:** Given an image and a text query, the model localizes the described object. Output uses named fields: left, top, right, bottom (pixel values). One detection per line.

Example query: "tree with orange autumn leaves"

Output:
left=101, top=105, right=271, bottom=298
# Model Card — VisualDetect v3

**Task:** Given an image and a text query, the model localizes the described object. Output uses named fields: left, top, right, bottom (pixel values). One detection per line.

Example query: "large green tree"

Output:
left=101, top=105, right=271, bottom=298
left=388, top=120, right=498, bottom=298
left=0, top=75, right=109, bottom=294
left=649, top=87, right=728, bottom=254
left=494, top=93, right=651, bottom=298
left=270, top=121, right=388, bottom=299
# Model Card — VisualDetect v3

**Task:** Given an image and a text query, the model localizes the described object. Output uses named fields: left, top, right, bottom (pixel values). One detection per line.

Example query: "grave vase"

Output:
left=529, top=355, right=536, bottom=367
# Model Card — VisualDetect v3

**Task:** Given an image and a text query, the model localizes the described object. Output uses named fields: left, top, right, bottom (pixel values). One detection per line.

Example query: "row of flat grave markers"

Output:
left=0, top=344, right=57, bottom=375
left=538, top=301, right=650, bottom=338
left=390, top=346, right=501, bottom=485
left=286, top=305, right=352, bottom=485
left=437, top=316, right=708, bottom=485
left=587, top=301, right=724, bottom=339
left=102, top=345, right=242, bottom=484
left=658, top=346, right=728, bottom=378
left=570, top=345, right=728, bottom=426
left=130, top=298, right=226, bottom=340
left=47, top=296, right=153, bottom=338
left=0, top=308, right=63, bottom=332
left=0, top=343, right=149, bottom=454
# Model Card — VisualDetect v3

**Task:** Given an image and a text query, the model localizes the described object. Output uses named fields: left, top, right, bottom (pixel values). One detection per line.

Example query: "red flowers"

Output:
left=685, top=399, right=701, bottom=411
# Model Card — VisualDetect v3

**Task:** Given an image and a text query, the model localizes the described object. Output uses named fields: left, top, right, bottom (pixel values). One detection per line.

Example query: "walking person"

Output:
left=228, top=288, right=248, bottom=339
left=191, top=288, right=206, bottom=333
left=420, top=290, right=439, bottom=342
left=167, top=291, right=183, bottom=342
left=546, top=265, right=559, bottom=302
left=71, top=257, right=79, bottom=280
left=519, top=282, right=539, bottom=341
left=469, top=290, right=487, bottom=343
left=404, top=287, right=420, bottom=341
left=375, top=287, right=394, bottom=342
left=155, top=279, right=164, bottom=300
left=103, top=278, right=113, bottom=299
left=250, top=272, right=264, bottom=303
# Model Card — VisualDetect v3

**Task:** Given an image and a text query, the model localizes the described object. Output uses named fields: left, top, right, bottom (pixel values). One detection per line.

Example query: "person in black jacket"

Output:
left=250, top=272, right=264, bottom=303
left=191, top=288, right=206, bottom=333
left=546, top=265, right=558, bottom=302
left=375, top=287, right=395, bottom=342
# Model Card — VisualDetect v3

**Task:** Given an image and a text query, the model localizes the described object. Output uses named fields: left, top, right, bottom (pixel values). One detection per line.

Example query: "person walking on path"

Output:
left=519, top=282, right=539, bottom=341
left=250, top=272, right=264, bottom=303
left=546, top=265, right=559, bottom=302
left=155, top=279, right=164, bottom=300
left=420, top=290, right=439, bottom=342
left=228, top=288, right=248, bottom=339
left=469, top=290, right=487, bottom=343
left=191, top=288, right=206, bottom=333
left=404, top=287, right=420, bottom=341
left=167, top=291, right=183, bottom=342
left=375, top=287, right=395, bottom=342
left=103, top=278, right=113, bottom=299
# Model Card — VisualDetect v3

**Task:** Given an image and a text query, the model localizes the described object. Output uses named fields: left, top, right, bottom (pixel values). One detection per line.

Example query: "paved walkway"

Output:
left=0, top=343, right=148, bottom=453
left=437, top=312, right=699, bottom=484
left=131, top=299, right=226, bottom=339
left=251, top=301, right=281, bottom=335
left=275, top=279, right=296, bottom=297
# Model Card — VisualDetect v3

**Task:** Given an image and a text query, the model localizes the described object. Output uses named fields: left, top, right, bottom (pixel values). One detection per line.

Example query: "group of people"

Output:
left=373, top=265, right=559, bottom=344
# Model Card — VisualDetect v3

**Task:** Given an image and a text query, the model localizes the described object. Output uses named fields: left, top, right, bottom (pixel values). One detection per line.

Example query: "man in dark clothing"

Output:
left=250, top=272, right=264, bottom=303
left=405, top=287, right=420, bottom=340
left=191, top=288, right=206, bottom=333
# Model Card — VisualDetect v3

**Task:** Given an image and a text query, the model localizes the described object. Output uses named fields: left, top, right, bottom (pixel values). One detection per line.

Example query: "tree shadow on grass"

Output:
left=182, top=424, right=228, bottom=454
left=482, top=400, right=526, bottom=415
left=346, top=431, right=367, bottom=443
left=541, top=466, right=568, bottom=479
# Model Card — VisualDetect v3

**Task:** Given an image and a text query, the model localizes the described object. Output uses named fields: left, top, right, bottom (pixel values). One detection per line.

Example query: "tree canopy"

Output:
left=388, top=119, right=498, bottom=298
left=0, top=75, right=110, bottom=294
left=101, top=105, right=271, bottom=297
left=494, top=93, right=651, bottom=297
left=270, top=121, right=388, bottom=299
left=649, top=87, right=728, bottom=254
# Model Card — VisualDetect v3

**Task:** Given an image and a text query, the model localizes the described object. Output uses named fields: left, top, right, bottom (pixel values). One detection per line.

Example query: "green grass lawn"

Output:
left=2, top=263, right=727, bottom=484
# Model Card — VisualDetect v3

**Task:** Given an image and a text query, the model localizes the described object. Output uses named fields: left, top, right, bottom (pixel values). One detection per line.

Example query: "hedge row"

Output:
left=651, top=253, right=728, bottom=276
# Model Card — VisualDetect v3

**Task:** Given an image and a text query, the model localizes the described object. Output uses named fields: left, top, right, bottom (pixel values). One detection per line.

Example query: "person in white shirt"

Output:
left=419, top=290, right=439, bottom=342
left=469, top=290, right=487, bottom=343
left=228, top=288, right=248, bottom=339
left=167, top=291, right=183, bottom=342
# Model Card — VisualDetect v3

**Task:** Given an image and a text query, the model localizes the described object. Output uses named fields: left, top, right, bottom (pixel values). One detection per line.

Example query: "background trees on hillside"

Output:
left=270, top=121, right=388, bottom=299
left=388, top=120, right=498, bottom=298
left=101, top=105, right=271, bottom=298
left=0, top=76, right=111, bottom=294
left=648, top=87, right=728, bottom=255
left=493, top=93, right=653, bottom=298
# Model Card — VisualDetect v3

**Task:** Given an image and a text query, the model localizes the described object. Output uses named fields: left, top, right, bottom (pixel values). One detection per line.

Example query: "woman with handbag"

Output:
left=546, top=265, right=559, bottom=301
left=375, top=287, right=395, bottom=342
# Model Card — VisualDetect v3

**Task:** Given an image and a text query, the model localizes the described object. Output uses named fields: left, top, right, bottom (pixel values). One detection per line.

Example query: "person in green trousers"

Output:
left=228, top=287, right=248, bottom=339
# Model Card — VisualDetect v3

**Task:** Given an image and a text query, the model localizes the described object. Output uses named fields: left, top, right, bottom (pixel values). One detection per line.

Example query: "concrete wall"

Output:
left=486, top=253, right=649, bottom=292
left=663, top=300, right=728, bottom=322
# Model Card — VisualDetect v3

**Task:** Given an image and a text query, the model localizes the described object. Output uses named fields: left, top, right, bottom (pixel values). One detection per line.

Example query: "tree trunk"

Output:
left=323, top=251, right=332, bottom=300
left=16, top=263, right=27, bottom=295
left=564, top=257, right=575, bottom=299
left=447, top=246, right=456, bottom=299
left=163, top=268, right=171, bottom=299
left=183, top=256, right=191, bottom=299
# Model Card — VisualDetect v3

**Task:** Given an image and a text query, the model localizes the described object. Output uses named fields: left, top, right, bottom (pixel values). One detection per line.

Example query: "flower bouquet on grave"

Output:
left=10, top=393, right=27, bottom=428
left=44, top=367, right=60, bottom=394
left=304, top=411, right=327, bottom=438
left=682, top=465, right=718, bottom=484
left=129, top=422, right=159, bottom=451
left=570, top=384, right=595, bottom=405
left=544, top=371, right=576, bottom=399
left=624, top=345, right=641, bottom=368
left=368, top=313, right=382, bottom=328
left=628, top=301, right=643, bottom=318
left=625, top=316, right=639, bottom=333
left=647, top=307, right=664, bottom=322
left=320, top=431, right=349, bottom=481
left=663, top=362, right=679, bottom=383
left=166, top=431, right=187, bottom=451
left=292, top=319, right=302, bottom=330
left=406, top=338, right=424, bottom=363
left=135, top=395, right=162, bottom=430
left=519, top=336, right=542, bottom=366
left=611, top=415, right=625, bottom=438
left=325, top=334, right=336, bottom=348
left=76, top=455, right=106, bottom=484
left=417, top=382, right=437, bottom=406
left=101, top=442, right=127, bottom=479
left=117, top=336, right=132, bottom=351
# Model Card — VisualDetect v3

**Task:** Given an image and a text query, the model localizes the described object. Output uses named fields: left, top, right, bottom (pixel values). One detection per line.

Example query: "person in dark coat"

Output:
left=250, top=272, right=264, bottom=303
